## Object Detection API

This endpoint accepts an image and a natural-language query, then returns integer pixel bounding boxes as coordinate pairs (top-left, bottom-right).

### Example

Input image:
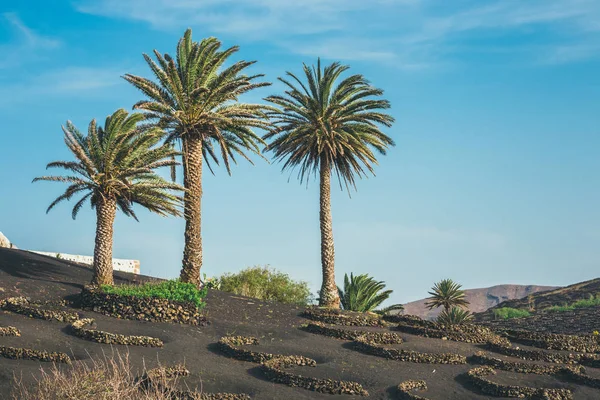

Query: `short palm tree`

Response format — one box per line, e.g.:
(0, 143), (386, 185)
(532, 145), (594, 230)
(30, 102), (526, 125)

(123, 29), (271, 287)
(338, 273), (404, 314)
(425, 279), (469, 313)
(34, 109), (184, 286)
(437, 306), (473, 325)
(264, 60), (395, 308)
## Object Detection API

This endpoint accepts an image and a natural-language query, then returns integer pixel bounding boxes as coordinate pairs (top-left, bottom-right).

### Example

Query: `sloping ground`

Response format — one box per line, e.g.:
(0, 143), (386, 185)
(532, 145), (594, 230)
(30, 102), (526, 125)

(404, 284), (556, 320)
(1, 248), (600, 399)
(476, 278), (600, 321)
(481, 307), (600, 335)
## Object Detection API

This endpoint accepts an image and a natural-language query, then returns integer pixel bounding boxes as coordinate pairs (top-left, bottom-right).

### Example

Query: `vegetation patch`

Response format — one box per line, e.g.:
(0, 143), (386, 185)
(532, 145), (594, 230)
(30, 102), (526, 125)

(218, 266), (312, 305)
(301, 322), (403, 344)
(0, 297), (79, 323)
(301, 307), (386, 327)
(261, 355), (368, 396)
(493, 308), (531, 320)
(351, 334), (467, 364)
(80, 285), (209, 325)
(0, 326), (20, 336)
(100, 280), (206, 308)
(544, 295), (600, 313)
(0, 346), (71, 364)
(12, 351), (249, 400)
(464, 366), (573, 399)
(396, 380), (430, 400)
(337, 273), (403, 314)
(70, 318), (163, 347)
(502, 329), (600, 353)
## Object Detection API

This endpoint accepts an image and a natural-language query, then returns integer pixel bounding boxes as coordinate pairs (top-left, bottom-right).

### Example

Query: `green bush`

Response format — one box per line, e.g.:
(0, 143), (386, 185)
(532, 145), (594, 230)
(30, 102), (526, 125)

(218, 266), (312, 305)
(493, 307), (531, 320)
(545, 295), (600, 313)
(100, 280), (207, 308)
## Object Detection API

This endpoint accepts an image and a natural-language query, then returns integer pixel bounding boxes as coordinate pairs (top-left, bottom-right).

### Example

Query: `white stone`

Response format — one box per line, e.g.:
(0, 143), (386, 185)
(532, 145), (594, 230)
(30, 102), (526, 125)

(0, 232), (16, 249)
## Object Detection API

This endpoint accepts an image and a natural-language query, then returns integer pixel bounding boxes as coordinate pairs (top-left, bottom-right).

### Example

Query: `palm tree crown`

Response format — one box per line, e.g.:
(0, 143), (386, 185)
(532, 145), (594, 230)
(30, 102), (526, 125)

(263, 59), (395, 308)
(123, 29), (271, 174)
(425, 279), (469, 313)
(338, 273), (404, 314)
(34, 110), (183, 220)
(263, 59), (395, 190)
(123, 29), (272, 286)
(34, 109), (183, 285)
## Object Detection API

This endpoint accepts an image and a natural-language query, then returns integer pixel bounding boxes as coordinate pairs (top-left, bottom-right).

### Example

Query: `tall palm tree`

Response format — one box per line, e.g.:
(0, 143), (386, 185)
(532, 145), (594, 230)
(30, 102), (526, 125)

(338, 273), (404, 314)
(34, 109), (184, 286)
(263, 60), (395, 308)
(123, 29), (271, 287)
(425, 279), (469, 313)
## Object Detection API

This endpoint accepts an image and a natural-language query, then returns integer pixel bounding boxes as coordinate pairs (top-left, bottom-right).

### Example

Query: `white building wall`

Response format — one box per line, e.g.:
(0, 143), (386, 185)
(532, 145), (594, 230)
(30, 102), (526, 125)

(30, 251), (140, 274)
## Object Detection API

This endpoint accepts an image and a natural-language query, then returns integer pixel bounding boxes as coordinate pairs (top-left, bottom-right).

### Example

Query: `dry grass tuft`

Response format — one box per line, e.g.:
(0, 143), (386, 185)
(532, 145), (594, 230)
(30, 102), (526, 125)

(12, 350), (199, 400)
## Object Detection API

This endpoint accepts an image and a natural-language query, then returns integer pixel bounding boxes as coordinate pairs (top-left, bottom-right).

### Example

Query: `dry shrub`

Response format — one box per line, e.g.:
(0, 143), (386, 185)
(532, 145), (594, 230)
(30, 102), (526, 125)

(12, 350), (199, 400)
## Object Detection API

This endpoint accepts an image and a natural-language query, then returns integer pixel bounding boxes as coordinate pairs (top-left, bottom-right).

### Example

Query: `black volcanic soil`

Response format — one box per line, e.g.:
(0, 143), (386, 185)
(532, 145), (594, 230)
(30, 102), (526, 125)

(1, 248), (599, 399)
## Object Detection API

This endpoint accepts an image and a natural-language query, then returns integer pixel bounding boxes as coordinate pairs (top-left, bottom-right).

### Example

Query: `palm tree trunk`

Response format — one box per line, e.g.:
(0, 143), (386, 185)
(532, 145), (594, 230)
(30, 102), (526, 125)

(180, 135), (203, 287)
(318, 161), (340, 308)
(92, 196), (117, 286)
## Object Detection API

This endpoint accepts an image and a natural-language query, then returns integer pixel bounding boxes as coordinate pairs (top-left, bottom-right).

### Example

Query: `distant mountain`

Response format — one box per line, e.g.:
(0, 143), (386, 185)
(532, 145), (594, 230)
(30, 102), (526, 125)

(476, 278), (600, 321)
(403, 284), (557, 320)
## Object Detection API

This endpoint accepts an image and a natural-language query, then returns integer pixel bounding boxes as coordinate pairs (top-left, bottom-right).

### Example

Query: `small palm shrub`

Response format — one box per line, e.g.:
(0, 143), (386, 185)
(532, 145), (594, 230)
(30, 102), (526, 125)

(425, 279), (469, 313)
(218, 266), (312, 305)
(100, 280), (207, 308)
(493, 307), (531, 320)
(337, 273), (404, 314)
(437, 307), (473, 325)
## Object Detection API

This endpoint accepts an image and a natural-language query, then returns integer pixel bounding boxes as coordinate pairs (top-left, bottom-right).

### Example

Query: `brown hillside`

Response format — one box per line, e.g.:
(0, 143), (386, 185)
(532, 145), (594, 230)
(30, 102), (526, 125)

(476, 278), (600, 321)
(403, 284), (556, 320)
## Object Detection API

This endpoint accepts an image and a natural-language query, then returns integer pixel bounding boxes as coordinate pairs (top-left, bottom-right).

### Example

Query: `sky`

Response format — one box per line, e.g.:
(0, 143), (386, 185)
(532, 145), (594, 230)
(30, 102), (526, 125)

(0, 0), (599, 305)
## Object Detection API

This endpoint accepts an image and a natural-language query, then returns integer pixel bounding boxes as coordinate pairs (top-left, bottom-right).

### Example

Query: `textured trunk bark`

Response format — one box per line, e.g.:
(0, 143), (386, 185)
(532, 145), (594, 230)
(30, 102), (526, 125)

(180, 135), (203, 287)
(318, 161), (341, 308)
(92, 196), (117, 286)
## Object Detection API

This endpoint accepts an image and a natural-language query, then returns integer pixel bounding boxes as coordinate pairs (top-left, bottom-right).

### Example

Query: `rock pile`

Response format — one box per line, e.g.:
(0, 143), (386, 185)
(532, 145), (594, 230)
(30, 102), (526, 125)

(396, 380), (430, 400)
(218, 335), (367, 396)
(0, 326), (20, 336)
(465, 366), (573, 399)
(141, 365), (251, 400)
(301, 307), (386, 327)
(261, 355), (368, 396)
(70, 318), (164, 347)
(503, 329), (600, 353)
(395, 316), (507, 344)
(0, 345), (71, 364)
(301, 322), (403, 344)
(0, 297), (79, 322)
(351, 334), (467, 364)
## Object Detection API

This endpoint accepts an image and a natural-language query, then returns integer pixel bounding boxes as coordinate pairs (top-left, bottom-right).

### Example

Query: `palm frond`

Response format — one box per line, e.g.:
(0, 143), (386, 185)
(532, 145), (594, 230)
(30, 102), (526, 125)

(34, 109), (185, 221)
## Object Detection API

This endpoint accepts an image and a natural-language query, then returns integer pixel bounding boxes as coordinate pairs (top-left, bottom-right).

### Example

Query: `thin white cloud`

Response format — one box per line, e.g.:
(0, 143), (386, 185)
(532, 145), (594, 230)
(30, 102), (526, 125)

(0, 66), (125, 105)
(74, 0), (600, 66)
(2, 12), (61, 49)
(0, 13), (61, 68)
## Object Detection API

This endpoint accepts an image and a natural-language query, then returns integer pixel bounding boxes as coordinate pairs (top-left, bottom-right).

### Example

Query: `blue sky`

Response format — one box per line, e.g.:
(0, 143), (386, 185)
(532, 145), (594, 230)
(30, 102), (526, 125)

(0, 0), (599, 304)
